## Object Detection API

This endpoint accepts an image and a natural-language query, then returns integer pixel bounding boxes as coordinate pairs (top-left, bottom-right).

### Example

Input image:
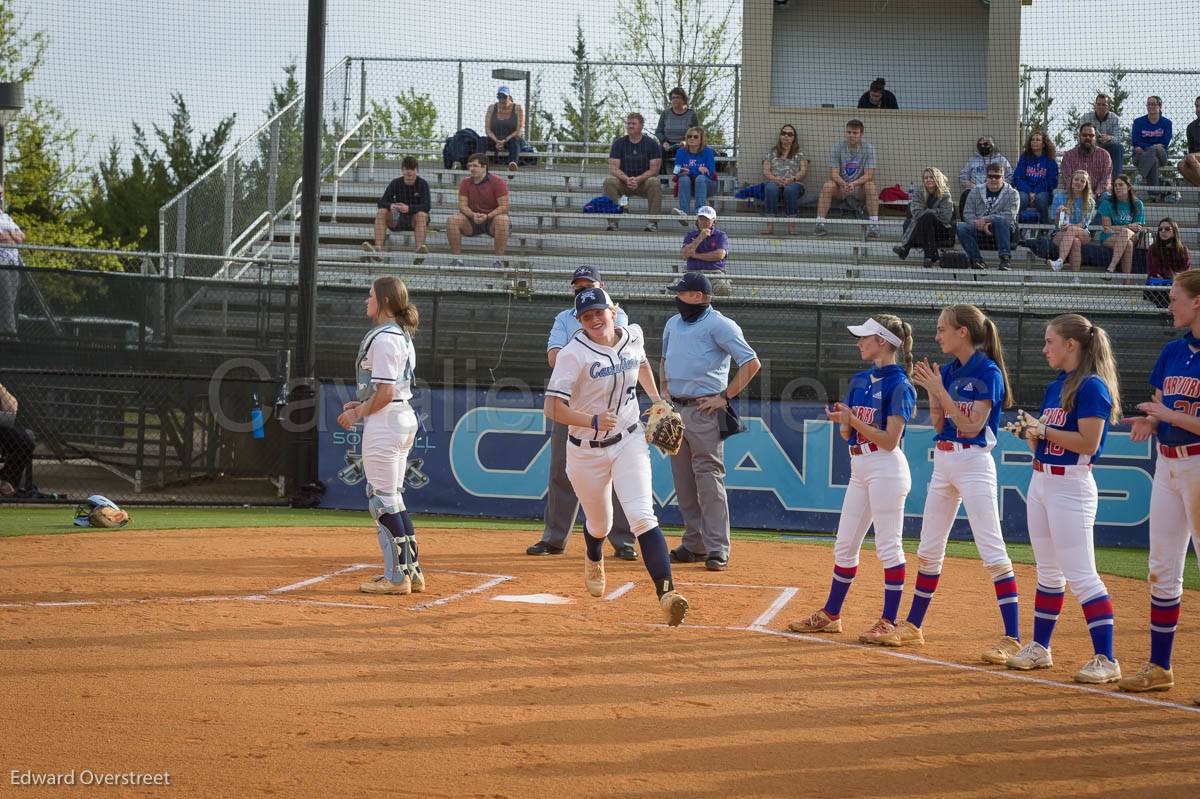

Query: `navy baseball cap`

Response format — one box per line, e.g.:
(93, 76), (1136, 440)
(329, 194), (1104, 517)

(574, 286), (615, 318)
(571, 265), (601, 283)
(668, 271), (713, 294)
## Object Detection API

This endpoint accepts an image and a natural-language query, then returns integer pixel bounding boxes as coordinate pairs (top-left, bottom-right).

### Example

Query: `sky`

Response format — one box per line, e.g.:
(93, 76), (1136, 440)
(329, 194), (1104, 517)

(14, 0), (1200, 168)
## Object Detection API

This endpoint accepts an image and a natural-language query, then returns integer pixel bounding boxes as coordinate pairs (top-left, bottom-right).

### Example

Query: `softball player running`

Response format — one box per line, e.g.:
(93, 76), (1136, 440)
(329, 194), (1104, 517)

(543, 287), (689, 625)
(337, 276), (423, 595)
(879, 304), (1022, 664)
(788, 315), (917, 643)
(1117, 270), (1200, 697)
(1004, 314), (1122, 684)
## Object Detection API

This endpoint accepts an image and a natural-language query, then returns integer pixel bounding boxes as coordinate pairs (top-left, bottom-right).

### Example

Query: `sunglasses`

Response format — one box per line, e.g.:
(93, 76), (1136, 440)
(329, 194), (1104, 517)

(1159, 226), (1174, 232)
(986, 174), (1004, 180)
(687, 134), (700, 139)
(780, 131), (795, 137)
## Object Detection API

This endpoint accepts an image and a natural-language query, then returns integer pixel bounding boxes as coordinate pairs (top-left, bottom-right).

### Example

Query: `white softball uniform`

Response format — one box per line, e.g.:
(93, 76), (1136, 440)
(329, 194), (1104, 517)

(356, 321), (418, 508)
(545, 325), (658, 537)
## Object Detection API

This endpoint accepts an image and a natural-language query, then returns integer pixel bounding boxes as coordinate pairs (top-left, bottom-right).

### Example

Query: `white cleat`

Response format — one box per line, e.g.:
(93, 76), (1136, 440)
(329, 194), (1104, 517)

(1006, 641), (1053, 670)
(1074, 654), (1121, 684)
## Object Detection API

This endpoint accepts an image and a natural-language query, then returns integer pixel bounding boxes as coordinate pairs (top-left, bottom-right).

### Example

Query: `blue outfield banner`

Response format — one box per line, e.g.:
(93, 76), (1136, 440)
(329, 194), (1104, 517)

(318, 384), (1155, 548)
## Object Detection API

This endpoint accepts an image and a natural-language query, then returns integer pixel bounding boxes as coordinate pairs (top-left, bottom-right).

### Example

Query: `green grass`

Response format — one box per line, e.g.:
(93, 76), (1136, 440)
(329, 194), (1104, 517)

(1, 506), (1195, 589)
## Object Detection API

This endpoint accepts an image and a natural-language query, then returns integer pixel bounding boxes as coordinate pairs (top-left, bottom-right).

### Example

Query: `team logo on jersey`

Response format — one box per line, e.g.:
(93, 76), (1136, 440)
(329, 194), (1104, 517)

(589, 356), (640, 379)
(955, 401), (974, 416)
(852, 406), (877, 426)
(1043, 407), (1068, 427)
(1163, 376), (1200, 398)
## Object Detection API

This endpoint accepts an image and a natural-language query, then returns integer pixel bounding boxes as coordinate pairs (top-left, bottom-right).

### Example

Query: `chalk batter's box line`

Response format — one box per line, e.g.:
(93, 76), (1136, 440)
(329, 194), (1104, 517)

(602, 580), (800, 629)
(0, 566), (517, 613)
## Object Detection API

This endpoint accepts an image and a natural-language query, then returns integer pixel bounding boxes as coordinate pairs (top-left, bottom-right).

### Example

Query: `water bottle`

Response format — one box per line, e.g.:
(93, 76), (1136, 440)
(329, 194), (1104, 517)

(1057, 205), (1069, 228)
(618, 194), (629, 209)
(907, 181), (917, 198)
(250, 392), (265, 440)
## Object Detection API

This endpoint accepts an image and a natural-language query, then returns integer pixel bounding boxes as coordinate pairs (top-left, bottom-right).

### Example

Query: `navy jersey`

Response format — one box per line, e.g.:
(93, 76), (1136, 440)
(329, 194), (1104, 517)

(844, 364), (917, 447)
(935, 350), (1005, 446)
(1036, 372), (1113, 465)
(1149, 333), (1200, 447)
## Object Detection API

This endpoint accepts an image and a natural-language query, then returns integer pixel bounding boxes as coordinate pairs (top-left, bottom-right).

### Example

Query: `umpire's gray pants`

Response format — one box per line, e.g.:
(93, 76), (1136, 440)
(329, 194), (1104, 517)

(0, 265), (19, 337)
(541, 421), (635, 549)
(671, 404), (730, 558)
(1135, 145), (1169, 186)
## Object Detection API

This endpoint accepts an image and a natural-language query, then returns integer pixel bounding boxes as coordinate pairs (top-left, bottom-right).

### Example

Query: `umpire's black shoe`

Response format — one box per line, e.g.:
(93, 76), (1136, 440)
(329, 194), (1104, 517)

(526, 541), (565, 556)
(614, 545), (639, 561)
(670, 545), (707, 564)
(705, 554), (729, 571)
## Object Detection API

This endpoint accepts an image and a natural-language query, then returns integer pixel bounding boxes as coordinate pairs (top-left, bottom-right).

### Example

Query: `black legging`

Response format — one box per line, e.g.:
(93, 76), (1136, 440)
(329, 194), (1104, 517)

(903, 214), (955, 258)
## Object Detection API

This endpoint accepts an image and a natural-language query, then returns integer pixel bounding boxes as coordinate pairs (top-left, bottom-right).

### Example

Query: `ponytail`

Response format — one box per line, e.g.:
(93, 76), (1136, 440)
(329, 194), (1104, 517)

(372, 275), (420, 336)
(1049, 314), (1122, 424)
(980, 317), (1014, 409)
(874, 313), (914, 375)
(944, 304), (1013, 408)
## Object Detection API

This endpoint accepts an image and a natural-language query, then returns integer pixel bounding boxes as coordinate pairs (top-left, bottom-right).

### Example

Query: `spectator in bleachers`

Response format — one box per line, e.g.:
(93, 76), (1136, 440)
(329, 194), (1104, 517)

(1098, 175), (1146, 280)
(362, 156), (430, 264)
(814, 119), (879, 239)
(1082, 94), (1124, 178)
(1012, 130), (1058, 224)
(858, 78), (898, 110)
(0, 382), (35, 499)
(1132, 95), (1174, 199)
(958, 136), (1012, 218)
(484, 86), (526, 172)
(956, 163), (1019, 272)
(680, 205), (729, 275)
(1147, 217), (1191, 279)
(1060, 122), (1113, 199)
(447, 153), (510, 268)
(761, 124), (808, 236)
(0, 185), (23, 340)
(655, 87), (699, 173)
(1177, 96), (1200, 188)
(604, 113), (663, 232)
(1048, 169), (1097, 279)
(892, 167), (955, 268)
(673, 127), (717, 220)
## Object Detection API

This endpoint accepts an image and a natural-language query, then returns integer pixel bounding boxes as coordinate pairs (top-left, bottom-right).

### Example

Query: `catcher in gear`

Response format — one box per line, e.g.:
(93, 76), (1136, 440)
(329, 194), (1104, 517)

(644, 399), (684, 455)
(543, 286), (689, 626)
(73, 495), (131, 528)
(659, 271), (761, 571)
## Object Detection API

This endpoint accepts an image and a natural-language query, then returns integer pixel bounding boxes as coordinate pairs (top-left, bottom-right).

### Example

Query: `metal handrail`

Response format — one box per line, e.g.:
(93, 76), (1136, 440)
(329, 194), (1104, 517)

(330, 115), (375, 220)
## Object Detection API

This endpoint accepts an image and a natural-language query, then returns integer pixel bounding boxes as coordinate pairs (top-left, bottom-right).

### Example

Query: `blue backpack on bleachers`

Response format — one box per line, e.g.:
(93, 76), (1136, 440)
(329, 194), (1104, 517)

(443, 128), (486, 169)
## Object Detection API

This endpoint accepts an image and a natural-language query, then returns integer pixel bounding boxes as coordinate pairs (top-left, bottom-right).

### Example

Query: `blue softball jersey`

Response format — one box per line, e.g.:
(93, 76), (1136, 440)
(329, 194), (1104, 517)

(935, 351), (1005, 446)
(1035, 371), (1113, 465)
(1149, 332), (1200, 447)
(845, 364), (916, 447)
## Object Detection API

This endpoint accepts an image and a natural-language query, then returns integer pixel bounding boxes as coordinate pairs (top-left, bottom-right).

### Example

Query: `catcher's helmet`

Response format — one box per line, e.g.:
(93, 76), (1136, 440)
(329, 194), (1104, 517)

(73, 495), (131, 528)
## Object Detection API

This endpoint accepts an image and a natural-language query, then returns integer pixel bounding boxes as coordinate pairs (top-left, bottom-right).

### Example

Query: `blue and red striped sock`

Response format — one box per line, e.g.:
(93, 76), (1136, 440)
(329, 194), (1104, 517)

(992, 571), (1020, 640)
(1033, 584), (1065, 649)
(1082, 594), (1115, 660)
(1150, 595), (1182, 670)
(881, 564), (906, 623)
(822, 564), (858, 618)
(905, 570), (940, 628)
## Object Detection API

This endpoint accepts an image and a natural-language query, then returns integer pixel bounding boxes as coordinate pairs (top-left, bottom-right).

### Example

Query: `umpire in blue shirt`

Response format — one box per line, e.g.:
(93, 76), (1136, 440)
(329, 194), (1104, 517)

(660, 272), (760, 570)
(526, 265), (638, 559)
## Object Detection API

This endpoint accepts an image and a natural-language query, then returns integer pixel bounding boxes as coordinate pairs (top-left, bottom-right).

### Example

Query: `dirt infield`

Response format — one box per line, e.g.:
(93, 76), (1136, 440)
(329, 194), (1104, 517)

(3, 526), (1200, 798)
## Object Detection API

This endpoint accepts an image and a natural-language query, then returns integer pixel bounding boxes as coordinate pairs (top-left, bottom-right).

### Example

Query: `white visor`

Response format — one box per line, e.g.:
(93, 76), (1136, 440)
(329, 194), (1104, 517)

(847, 318), (902, 347)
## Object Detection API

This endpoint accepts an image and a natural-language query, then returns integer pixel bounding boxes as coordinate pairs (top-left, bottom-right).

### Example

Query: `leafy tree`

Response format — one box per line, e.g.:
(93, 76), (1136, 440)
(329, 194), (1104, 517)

(602, 0), (738, 146)
(0, 0), (46, 84)
(552, 19), (620, 151)
(368, 89), (440, 144)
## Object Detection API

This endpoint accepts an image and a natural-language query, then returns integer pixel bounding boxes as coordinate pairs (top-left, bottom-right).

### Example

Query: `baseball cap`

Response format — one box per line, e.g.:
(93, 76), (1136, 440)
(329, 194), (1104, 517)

(668, 271), (713, 294)
(696, 205), (717, 220)
(847, 317), (902, 347)
(571, 265), (601, 283)
(497, 85), (513, 98)
(574, 286), (615, 318)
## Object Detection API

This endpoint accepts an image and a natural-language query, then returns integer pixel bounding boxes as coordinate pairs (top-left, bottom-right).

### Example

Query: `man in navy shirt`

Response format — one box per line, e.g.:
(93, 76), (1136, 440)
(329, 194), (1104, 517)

(362, 156), (431, 263)
(602, 113), (663, 232)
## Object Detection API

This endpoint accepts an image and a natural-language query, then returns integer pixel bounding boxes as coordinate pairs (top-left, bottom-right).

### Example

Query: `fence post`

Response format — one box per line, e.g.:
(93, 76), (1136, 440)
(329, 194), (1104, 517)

(732, 65), (740, 161)
(583, 70), (592, 174)
(1042, 69), (1051, 132)
(222, 159), (235, 257)
(176, 194), (188, 276)
(359, 59), (367, 119)
(266, 119), (281, 245)
(342, 58), (351, 131)
(456, 61), (464, 133)
(163, 254), (175, 347)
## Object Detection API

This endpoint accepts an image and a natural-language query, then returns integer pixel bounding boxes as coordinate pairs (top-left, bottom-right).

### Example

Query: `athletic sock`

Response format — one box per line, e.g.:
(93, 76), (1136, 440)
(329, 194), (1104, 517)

(399, 510), (420, 569)
(1149, 595), (1182, 670)
(1033, 584), (1065, 649)
(905, 570), (941, 628)
(584, 531), (605, 563)
(881, 564), (906, 624)
(869, 215), (879, 222)
(821, 564), (857, 618)
(815, 216), (827, 223)
(992, 571), (1021, 640)
(379, 512), (411, 576)
(1081, 594), (1115, 661)
(637, 527), (674, 597)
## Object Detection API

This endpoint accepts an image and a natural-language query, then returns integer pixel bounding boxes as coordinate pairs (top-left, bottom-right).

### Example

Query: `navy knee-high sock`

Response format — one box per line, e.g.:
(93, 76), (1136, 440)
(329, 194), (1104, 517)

(379, 512), (410, 576)
(637, 527), (674, 597)
(584, 532), (605, 562)
(399, 510), (419, 566)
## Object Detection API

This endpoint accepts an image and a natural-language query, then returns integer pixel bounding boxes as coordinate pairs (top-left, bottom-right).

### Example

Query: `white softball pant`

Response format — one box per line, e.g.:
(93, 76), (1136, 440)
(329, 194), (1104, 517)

(362, 403), (419, 510)
(1025, 468), (1107, 602)
(834, 447), (910, 569)
(1147, 452), (1200, 599)
(916, 447), (1012, 574)
(565, 426), (659, 538)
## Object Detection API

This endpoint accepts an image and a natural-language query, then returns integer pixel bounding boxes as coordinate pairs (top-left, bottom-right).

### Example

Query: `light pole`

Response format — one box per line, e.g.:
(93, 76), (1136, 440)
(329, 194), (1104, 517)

(0, 82), (25, 187)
